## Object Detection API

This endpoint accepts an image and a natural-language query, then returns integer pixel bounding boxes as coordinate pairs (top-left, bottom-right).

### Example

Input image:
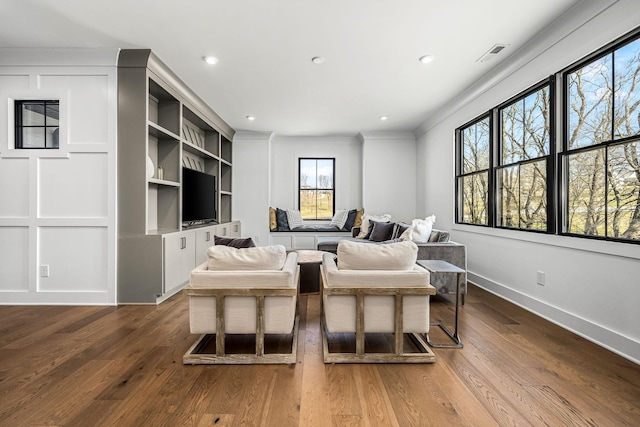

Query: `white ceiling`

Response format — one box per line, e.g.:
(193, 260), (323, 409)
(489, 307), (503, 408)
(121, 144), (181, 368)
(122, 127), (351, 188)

(1, 0), (581, 136)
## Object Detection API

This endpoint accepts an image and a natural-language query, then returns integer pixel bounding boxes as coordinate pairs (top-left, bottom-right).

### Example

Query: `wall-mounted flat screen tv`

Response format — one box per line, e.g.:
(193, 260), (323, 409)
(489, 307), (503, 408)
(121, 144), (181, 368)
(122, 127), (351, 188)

(182, 167), (216, 225)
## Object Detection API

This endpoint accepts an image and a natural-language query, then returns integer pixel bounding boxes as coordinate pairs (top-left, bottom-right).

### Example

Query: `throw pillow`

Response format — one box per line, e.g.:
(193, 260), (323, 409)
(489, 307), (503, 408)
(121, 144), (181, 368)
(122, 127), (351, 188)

(269, 207), (277, 231)
(207, 245), (286, 271)
(342, 209), (358, 231)
(353, 208), (364, 228)
(438, 231), (450, 242)
(337, 239), (418, 271)
(330, 209), (349, 229)
(368, 220), (395, 242)
(428, 229), (450, 242)
(356, 213), (392, 238)
(214, 235), (256, 248)
(392, 222), (410, 239)
(286, 209), (304, 229)
(401, 215), (436, 243)
(276, 208), (290, 231)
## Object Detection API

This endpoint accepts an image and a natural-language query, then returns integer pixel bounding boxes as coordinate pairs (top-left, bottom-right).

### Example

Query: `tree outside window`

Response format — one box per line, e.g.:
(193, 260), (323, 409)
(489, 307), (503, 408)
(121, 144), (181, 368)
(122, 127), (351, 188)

(498, 84), (551, 231)
(299, 158), (335, 220)
(457, 116), (490, 225)
(564, 37), (640, 241)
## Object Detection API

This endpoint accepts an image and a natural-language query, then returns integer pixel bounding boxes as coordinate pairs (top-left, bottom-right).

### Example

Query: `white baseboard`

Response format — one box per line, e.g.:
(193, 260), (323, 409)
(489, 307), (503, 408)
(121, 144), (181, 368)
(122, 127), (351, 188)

(468, 272), (640, 365)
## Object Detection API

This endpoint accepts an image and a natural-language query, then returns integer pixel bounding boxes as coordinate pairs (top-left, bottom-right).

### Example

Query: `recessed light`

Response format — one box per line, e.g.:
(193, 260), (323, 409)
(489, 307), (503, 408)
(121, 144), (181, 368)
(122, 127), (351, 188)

(246, 115), (255, 121)
(203, 56), (218, 65)
(311, 56), (325, 64)
(380, 116), (388, 121)
(419, 55), (434, 64)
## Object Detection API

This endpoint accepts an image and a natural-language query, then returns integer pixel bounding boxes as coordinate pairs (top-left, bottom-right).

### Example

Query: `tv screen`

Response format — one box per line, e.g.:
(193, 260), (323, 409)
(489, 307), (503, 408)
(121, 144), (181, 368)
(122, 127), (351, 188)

(182, 167), (216, 224)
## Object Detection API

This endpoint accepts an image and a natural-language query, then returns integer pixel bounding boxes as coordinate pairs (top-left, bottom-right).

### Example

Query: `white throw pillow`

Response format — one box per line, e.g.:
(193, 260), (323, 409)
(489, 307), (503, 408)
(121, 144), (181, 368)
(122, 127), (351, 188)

(356, 213), (392, 238)
(337, 239), (418, 270)
(207, 245), (287, 271)
(330, 209), (349, 229)
(400, 215), (436, 243)
(286, 209), (304, 229)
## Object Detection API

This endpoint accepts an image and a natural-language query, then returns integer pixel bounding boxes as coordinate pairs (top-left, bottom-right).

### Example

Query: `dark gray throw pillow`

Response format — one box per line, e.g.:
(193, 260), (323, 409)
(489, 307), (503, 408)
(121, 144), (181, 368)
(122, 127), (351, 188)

(342, 209), (358, 231)
(276, 208), (290, 231)
(214, 235), (256, 248)
(368, 220), (395, 242)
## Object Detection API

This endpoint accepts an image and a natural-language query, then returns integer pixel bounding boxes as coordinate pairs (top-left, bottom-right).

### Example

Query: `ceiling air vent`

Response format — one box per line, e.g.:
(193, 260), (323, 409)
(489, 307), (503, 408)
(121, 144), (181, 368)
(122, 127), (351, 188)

(476, 44), (509, 63)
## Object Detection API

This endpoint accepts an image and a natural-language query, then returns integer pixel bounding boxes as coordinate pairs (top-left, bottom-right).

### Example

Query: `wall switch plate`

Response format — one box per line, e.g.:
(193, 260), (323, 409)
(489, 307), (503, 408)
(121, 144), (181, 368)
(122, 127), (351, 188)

(40, 265), (50, 278)
(536, 271), (545, 286)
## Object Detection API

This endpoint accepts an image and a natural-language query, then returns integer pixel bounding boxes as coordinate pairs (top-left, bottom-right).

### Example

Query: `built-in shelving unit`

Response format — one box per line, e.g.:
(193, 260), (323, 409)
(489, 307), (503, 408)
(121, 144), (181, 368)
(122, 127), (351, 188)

(117, 49), (237, 304)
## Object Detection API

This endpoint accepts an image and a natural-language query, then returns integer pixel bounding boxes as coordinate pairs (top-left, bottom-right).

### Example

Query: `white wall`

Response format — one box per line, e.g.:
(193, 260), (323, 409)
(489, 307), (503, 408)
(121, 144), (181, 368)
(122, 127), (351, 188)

(0, 49), (118, 305)
(232, 131), (273, 246)
(360, 132), (417, 222)
(233, 132), (421, 246)
(416, 0), (640, 362)
(270, 135), (363, 213)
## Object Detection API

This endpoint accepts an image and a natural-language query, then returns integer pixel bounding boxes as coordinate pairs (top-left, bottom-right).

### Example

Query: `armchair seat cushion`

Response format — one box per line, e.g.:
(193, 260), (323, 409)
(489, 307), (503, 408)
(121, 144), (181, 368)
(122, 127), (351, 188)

(189, 295), (295, 334)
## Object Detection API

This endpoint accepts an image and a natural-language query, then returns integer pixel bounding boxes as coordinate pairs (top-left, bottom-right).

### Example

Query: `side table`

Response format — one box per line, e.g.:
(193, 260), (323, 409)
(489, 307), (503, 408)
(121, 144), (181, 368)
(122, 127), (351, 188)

(416, 259), (464, 348)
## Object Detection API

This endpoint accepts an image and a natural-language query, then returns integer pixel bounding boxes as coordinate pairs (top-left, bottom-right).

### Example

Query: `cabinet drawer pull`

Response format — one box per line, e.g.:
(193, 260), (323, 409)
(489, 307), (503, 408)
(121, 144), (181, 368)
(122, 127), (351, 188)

(206, 231), (211, 241)
(180, 237), (187, 249)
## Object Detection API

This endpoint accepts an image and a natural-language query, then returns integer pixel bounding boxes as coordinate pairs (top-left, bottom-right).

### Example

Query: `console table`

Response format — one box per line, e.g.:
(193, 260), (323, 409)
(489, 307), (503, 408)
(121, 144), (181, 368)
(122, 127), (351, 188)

(417, 259), (464, 348)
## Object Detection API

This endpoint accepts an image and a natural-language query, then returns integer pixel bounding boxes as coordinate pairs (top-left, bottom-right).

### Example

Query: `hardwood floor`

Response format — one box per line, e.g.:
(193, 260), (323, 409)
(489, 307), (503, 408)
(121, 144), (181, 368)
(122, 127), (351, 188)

(1, 284), (638, 426)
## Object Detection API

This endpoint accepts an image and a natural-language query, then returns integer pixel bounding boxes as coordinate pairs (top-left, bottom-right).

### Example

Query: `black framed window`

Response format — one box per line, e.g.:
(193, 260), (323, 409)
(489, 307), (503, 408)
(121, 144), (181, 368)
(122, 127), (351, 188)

(456, 115), (491, 225)
(562, 35), (640, 242)
(15, 100), (60, 149)
(455, 26), (640, 245)
(299, 158), (335, 220)
(497, 81), (554, 231)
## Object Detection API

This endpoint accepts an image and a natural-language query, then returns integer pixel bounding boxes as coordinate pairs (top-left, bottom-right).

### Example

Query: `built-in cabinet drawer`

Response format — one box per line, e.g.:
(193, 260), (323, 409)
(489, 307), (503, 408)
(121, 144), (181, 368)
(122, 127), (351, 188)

(163, 232), (196, 294)
(269, 230), (351, 250)
(230, 221), (241, 237)
(195, 227), (215, 266)
(214, 220), (241, 238)
(193, 221), (242, 265)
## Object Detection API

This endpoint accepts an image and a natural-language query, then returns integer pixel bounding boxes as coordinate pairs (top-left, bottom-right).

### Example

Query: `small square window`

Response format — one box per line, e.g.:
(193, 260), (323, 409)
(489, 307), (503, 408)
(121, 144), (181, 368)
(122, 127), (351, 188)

(15, 100), (60, 149)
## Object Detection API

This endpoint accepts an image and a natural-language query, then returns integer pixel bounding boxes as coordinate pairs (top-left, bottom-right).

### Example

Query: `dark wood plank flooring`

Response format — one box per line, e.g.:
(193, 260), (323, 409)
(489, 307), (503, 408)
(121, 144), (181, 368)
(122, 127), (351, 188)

(1, 284), (638, 426)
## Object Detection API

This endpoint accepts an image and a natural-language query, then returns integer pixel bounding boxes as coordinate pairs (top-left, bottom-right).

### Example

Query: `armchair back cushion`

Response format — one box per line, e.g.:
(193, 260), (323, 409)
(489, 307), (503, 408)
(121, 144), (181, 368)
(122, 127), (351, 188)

(337, 239), (418, 270)
(207, 244), (286, 271)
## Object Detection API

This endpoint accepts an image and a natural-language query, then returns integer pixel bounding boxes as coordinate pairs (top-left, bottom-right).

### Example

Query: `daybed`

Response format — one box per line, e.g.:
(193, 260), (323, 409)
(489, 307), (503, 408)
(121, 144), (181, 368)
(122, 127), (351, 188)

(268, 207), (361, 249)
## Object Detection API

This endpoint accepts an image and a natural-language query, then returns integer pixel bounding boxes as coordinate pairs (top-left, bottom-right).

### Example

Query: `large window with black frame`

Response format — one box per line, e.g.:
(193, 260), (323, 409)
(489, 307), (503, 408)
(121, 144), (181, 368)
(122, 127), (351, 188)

(298, 158), (335, 220)
(563, 33), (640, 242)
(497, 80), (554, 232)
(456, 115), (491, 226)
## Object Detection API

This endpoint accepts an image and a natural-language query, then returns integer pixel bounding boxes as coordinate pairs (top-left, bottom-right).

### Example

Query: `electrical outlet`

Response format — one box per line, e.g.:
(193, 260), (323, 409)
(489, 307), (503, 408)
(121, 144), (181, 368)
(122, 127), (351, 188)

(40, 265), (50, 278)
(254, 235), (260, 243)
(536, 270), (545, 286)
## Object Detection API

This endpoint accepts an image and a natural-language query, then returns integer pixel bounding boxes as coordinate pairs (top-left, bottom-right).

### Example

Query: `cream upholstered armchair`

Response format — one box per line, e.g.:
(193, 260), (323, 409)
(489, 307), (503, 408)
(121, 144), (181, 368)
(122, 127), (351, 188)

(320, 240), (436, 363)
(183, 245), (299, 365)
